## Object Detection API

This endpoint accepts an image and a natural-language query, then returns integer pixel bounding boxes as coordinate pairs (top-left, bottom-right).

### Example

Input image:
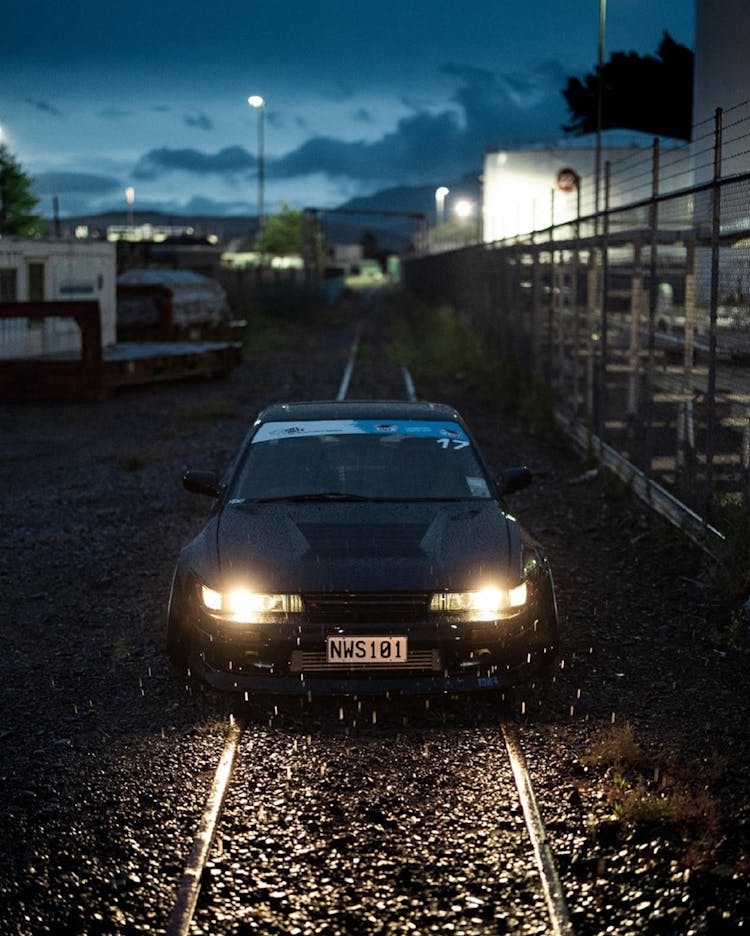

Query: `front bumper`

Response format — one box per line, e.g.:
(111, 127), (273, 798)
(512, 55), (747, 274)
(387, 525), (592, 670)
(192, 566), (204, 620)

(184, 607), (556, 696)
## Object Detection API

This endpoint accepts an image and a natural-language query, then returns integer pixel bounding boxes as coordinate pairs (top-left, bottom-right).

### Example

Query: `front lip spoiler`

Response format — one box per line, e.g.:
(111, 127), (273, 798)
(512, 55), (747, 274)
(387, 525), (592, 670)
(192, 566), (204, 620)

(190, 660), (524, 696)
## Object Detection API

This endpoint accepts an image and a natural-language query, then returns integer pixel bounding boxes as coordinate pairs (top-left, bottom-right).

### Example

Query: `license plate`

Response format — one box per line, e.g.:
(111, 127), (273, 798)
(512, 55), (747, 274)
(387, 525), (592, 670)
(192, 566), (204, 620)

(326, 635), (408, 664)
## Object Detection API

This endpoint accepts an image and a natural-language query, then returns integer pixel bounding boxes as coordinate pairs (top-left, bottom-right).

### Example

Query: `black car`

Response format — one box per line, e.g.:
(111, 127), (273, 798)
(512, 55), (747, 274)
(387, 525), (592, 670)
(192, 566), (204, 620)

(167, 400), (558, 696)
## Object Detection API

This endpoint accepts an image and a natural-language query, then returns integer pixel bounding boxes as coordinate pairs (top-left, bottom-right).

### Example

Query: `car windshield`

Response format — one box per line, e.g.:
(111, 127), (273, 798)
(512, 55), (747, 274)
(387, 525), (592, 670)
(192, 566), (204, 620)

(230, 418), (493, 502)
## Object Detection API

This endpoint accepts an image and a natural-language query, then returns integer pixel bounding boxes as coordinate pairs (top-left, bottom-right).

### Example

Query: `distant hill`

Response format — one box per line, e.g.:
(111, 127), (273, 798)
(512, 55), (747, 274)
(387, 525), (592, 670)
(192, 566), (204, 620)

(44, 172), (482, 253)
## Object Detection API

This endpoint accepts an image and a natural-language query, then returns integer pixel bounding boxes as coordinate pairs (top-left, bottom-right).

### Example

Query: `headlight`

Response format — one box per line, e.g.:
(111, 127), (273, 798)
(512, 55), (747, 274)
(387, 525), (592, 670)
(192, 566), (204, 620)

(200, 585), (303, 622)
(429, 583), (528, 619)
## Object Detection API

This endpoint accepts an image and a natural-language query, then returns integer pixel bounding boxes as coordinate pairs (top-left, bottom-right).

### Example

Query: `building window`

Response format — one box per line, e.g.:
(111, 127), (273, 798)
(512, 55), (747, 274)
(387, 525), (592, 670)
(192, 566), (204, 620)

(0, 268), (18, 302)
(27, 262), (45, 302)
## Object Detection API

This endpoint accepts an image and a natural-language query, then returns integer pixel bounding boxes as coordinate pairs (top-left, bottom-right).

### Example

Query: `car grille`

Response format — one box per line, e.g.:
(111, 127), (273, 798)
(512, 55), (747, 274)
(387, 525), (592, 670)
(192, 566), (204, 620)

(303, 591), (431, 623)
(290, 648), (441, 674)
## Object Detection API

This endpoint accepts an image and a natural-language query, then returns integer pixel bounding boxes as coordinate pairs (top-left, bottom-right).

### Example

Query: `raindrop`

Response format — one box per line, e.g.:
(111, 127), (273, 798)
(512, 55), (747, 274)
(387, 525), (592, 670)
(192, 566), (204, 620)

(521, 701), (526, 716)
(425, 700), (430, 710)
(576, 688), (581, 700)
(372, 711), (377, 725)
(73, 704), (78, 715)
(320, 764), (327, 776)
(611, 712), (617, 724)
(339, 707), (344, 721)
(244, 691), (249, 702)
(286, 766), (292, 779)
(569, 705), (575, 717)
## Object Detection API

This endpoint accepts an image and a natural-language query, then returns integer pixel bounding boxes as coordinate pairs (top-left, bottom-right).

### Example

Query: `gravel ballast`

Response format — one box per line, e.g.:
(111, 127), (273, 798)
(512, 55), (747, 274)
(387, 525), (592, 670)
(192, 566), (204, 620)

(1, 297), (748, 935)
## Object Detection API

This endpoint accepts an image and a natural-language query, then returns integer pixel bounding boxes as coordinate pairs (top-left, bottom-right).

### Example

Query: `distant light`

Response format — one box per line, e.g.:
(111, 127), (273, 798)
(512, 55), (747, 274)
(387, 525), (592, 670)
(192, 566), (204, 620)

(247, 95), (265, 109)
(454, 199), (474, 219)
(435, 186), (449, 199)
(125, 186), (135, 205)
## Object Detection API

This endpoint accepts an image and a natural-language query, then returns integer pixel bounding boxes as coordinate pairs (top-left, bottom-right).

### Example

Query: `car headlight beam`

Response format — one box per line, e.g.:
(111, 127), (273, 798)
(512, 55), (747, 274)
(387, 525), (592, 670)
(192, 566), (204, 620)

(200, 584), (302, 622)
(430, 583), (528, 618)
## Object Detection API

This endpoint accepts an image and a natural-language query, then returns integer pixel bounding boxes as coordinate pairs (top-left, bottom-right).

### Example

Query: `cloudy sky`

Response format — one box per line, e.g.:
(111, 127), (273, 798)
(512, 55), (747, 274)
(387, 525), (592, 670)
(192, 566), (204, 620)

(0, 0), (694, 219)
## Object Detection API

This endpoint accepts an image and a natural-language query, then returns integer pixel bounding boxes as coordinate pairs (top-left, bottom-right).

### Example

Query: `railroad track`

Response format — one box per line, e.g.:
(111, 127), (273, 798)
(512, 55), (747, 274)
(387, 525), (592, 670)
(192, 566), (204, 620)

(166, 318), (573, 935)
(166, 710), (572, 936)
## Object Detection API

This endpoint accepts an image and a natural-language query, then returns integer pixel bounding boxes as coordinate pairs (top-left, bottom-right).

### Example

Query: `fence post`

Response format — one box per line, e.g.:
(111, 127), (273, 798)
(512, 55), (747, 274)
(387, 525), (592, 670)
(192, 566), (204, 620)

(596, 161), (611, 438)
(628, 240), (643, 414)
(705, 107), (723, 514)
(642, 137), (660, 473)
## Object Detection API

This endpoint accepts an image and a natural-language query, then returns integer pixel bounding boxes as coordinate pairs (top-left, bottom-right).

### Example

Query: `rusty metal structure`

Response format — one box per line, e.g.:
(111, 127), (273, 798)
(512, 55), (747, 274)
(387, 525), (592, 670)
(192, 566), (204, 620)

(0, 299), (242, 402)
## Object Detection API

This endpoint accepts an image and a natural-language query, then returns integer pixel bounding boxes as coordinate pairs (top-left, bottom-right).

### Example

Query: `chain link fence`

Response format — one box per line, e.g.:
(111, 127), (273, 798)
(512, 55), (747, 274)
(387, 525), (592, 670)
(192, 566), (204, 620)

(403, 106), (750, 538)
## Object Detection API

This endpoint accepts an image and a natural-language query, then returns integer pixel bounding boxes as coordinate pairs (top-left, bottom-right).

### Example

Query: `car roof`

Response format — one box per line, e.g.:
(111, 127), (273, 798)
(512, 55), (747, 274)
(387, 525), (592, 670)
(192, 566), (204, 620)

(256, 400), (465, 424)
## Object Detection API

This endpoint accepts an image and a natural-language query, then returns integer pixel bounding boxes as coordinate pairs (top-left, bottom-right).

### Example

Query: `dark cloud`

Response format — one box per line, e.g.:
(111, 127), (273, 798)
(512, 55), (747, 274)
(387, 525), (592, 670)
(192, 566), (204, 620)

(25, 98), (62, 117)
(443, 59), (567, 140)
(183, 112), (214, 131)
(352, 108), (374, 123)
(133, 146), (256, 179)
(270, 62), (566, 186)
(32, 171), (122, 196)
(271, 109), (469, 184)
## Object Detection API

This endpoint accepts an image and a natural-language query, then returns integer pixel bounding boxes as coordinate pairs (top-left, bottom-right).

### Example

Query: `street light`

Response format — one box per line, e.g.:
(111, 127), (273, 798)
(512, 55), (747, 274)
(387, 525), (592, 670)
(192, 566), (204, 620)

(453, 198), (474, 220)
(247, 94), (265, 232)
(435, 186), (449, 225)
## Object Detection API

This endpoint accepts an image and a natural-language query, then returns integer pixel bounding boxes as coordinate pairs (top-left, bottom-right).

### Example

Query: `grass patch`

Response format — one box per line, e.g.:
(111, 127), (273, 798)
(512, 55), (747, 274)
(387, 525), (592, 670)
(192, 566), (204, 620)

(703, 493), (750, 647)
(232, 284), (346, 356)
(386, 291), (556, 432)
(582, 723), (724, 867)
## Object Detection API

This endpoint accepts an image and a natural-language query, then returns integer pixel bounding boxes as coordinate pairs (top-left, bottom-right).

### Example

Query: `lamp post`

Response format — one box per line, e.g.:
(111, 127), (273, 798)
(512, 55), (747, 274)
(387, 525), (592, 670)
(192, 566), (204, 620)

(247, 95), (265, 233)
(595, 0), (606, 222)
(435, 186), (449, 225)
(125, 186), (135, 230)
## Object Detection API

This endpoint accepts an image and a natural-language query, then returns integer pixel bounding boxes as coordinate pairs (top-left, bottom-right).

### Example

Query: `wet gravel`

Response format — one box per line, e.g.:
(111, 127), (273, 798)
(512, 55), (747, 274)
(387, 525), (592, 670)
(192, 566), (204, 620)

(1, 293), (749, 935)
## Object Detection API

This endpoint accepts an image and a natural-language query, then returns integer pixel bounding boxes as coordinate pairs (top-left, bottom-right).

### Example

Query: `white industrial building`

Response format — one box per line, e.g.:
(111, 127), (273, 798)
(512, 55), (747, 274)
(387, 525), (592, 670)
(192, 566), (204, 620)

(482, 0), (749, 243)
(0, 238), (116, 358)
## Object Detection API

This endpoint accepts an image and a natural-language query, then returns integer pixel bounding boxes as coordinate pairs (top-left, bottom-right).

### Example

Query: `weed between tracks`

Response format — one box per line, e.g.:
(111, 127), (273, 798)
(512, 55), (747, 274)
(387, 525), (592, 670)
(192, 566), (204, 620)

(581, 722), (724, 869)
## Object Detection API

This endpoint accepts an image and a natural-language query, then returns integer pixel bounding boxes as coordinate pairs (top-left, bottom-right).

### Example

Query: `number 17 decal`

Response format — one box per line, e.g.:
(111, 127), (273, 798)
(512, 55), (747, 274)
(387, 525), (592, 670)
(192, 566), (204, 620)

(437, 439), (470, 450)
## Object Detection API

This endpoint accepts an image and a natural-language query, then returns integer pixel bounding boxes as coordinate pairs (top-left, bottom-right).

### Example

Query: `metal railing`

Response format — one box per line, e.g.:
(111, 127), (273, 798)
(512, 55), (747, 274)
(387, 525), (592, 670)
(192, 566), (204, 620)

(404, 107), (750, 534)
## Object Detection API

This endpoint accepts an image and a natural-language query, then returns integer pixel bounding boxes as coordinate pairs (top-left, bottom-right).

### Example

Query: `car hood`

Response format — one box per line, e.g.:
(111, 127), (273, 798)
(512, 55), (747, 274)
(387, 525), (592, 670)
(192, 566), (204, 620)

(214, 500), (521, 591)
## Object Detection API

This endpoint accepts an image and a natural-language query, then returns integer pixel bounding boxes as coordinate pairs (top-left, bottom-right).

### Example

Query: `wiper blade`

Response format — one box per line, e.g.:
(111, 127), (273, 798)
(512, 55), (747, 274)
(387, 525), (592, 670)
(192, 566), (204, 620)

(255, 491), (381, 503)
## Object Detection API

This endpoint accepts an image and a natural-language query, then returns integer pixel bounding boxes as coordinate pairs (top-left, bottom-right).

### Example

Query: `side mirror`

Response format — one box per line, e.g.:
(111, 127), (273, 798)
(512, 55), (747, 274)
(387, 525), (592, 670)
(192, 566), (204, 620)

(183, 468), (221, 497)
(499, 466), (532, 495)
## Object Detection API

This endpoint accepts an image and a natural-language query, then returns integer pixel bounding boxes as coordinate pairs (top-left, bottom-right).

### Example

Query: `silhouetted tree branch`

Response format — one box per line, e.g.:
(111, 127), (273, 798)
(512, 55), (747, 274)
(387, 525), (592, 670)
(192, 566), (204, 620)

(561, 31), (693, 142)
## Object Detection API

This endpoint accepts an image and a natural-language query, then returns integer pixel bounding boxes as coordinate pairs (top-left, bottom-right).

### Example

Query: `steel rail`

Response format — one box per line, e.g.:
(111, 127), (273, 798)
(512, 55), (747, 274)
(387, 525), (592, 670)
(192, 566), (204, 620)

(336, 320), (364, 401)
(501, 719), (575, 936)
(165, 717), (245, 936)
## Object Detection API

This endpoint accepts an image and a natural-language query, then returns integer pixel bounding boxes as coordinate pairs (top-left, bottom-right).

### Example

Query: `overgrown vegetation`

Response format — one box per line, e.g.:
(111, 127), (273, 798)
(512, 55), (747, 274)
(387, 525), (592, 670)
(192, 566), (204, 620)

(385, 292), (556, 432)
(582, 723), (724, 867)
(232, 284), (343, 356)
(705, 493), (750, 646)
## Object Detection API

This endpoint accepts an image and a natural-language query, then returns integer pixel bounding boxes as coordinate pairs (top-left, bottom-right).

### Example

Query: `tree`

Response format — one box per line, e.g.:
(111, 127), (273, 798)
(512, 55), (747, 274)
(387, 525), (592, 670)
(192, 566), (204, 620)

(561, 32), (693, 142)
(254, 202), (325, 267)
(0, 144), (42, 236)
